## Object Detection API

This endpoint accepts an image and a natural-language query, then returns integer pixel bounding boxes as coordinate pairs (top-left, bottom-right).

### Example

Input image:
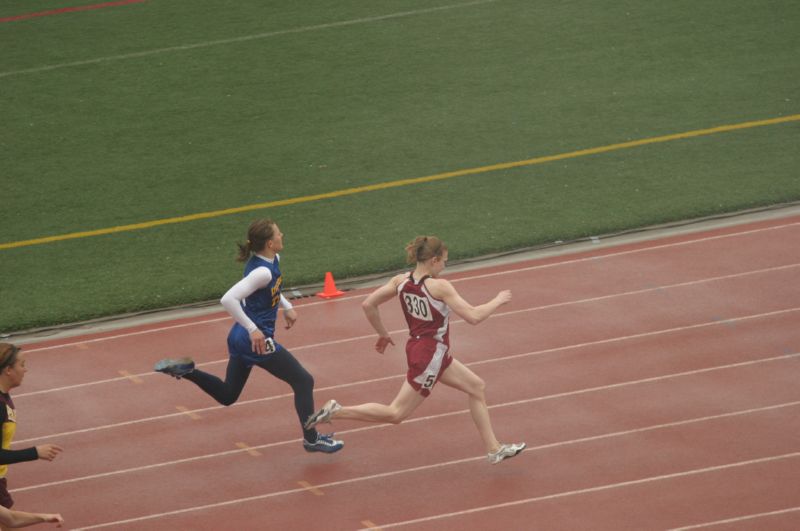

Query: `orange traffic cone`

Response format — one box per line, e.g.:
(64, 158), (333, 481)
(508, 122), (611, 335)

(316, 271), (345, 299)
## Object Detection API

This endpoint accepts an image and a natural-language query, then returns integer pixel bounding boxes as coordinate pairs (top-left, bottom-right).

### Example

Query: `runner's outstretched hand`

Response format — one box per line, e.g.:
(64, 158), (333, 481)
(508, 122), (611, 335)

(375, 336), (394, 354)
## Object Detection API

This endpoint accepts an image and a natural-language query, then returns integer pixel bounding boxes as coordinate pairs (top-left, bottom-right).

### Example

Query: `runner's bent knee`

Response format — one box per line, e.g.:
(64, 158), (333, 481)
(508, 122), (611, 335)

(218, 393), (238, 406)
(388, 408), (407, 424)
(460, 375), (486, 399)
(293, 369), (314, 391)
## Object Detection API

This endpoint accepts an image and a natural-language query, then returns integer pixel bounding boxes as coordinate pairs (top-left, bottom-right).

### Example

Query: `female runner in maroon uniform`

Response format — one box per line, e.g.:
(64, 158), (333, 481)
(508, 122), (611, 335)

(306, 236), (525, 464)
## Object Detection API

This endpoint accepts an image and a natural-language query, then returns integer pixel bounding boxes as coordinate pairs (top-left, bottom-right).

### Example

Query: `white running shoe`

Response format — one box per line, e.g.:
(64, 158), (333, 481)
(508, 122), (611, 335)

(488, 442), (526, 464)
(304, 399), (342, 430)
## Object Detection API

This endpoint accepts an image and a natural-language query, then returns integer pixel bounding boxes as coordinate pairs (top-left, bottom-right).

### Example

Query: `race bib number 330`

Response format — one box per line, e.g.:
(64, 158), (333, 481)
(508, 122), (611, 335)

(403, 293), (433, 321)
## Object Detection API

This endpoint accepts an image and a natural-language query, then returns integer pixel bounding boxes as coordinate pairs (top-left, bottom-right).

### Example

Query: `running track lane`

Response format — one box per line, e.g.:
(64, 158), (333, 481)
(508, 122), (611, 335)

(10, 214), (800, 530)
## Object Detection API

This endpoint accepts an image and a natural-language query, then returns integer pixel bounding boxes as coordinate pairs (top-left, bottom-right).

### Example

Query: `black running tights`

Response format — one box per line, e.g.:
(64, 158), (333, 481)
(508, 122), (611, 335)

(183, 347), (318, 442)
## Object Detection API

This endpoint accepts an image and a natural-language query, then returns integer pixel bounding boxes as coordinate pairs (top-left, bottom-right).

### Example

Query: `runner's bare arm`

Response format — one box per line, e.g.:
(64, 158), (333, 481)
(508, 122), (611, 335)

(362, 274), (404, 352)
(428, 279), (511, 325)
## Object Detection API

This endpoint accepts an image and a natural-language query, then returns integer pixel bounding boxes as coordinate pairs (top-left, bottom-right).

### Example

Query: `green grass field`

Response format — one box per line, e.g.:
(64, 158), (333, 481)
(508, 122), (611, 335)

(1, 0), (799, 333)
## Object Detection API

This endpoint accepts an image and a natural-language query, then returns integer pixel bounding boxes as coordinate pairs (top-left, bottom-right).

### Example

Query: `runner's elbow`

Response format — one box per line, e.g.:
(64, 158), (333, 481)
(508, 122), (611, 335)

(220, 291), (236, 308)
(388, 409), (409, 424)
(463, 314), (483, 325)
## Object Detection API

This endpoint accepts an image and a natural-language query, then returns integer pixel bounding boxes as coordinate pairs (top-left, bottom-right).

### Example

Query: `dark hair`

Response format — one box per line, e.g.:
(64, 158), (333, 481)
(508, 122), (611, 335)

(0, 343), (20, 371)
(405, 236), (447, 264)
(236, 219), (277, 262)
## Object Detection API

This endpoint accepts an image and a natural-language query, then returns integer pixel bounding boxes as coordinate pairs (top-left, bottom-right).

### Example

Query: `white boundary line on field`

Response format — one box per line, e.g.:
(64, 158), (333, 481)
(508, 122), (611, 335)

(0, 0), (499, 78)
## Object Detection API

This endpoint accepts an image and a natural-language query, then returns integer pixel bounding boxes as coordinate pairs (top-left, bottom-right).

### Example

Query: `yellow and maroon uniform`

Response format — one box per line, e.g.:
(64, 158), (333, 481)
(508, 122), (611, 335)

(0, 391), (38, 508)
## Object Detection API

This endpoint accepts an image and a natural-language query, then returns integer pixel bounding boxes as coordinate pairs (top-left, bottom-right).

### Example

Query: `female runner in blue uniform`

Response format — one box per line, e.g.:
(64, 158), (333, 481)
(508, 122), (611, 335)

(306, 236), (524, 464)
(155, 219), (343, 453)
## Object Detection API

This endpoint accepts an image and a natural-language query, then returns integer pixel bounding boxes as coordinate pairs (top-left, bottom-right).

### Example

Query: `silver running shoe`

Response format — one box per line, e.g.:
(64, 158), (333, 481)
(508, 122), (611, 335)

(154, 357), (195, 379)
(303, 433), (344, 453)
(304, 399), (342, 430)
(488, 442), (526, 465)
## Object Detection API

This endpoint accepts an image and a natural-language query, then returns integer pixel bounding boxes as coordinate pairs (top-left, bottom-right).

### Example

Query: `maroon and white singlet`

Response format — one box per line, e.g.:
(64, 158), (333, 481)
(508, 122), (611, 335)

(397, 274), (453, 396)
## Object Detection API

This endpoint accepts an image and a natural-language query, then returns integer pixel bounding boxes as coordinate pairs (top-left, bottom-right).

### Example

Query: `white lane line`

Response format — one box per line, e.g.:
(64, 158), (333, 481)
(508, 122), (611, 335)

(14, 330), (382, 398)
(668, 506), (800, 530)
(20, 220), (800, 355)
(12, 372), (402, 444)
(68, 411), (800, 529)
(366, 453), (800, 530)
(0, 1), (498, 78)
(15, 261), (800, 399)
(460, 221), (800, 282)
(13, 308), (800, 443)
(472, 306), (800, 369)
(22, 315), (232, 353)
(12, 354), (800, 493)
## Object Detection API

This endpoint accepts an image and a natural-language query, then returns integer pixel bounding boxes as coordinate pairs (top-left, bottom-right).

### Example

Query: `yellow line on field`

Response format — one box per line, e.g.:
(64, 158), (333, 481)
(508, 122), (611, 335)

(2, 113), (798, 251)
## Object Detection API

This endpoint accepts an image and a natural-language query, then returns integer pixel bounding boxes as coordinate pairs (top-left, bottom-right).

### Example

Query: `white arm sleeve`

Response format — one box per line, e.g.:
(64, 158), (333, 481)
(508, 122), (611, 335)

(220, 267), (273, 333)
(279, 294), (293, 310)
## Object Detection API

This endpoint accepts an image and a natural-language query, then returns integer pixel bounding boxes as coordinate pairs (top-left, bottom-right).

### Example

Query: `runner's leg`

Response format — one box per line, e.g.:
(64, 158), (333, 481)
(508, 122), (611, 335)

(182, 356), (252, 406)
(333, 380), (425, 424)
(438, 359), (501, 453)
(254, 346), (319, 442)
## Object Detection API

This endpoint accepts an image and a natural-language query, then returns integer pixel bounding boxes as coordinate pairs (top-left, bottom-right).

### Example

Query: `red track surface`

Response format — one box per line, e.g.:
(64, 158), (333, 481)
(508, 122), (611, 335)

(11, 214), (800, 530)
